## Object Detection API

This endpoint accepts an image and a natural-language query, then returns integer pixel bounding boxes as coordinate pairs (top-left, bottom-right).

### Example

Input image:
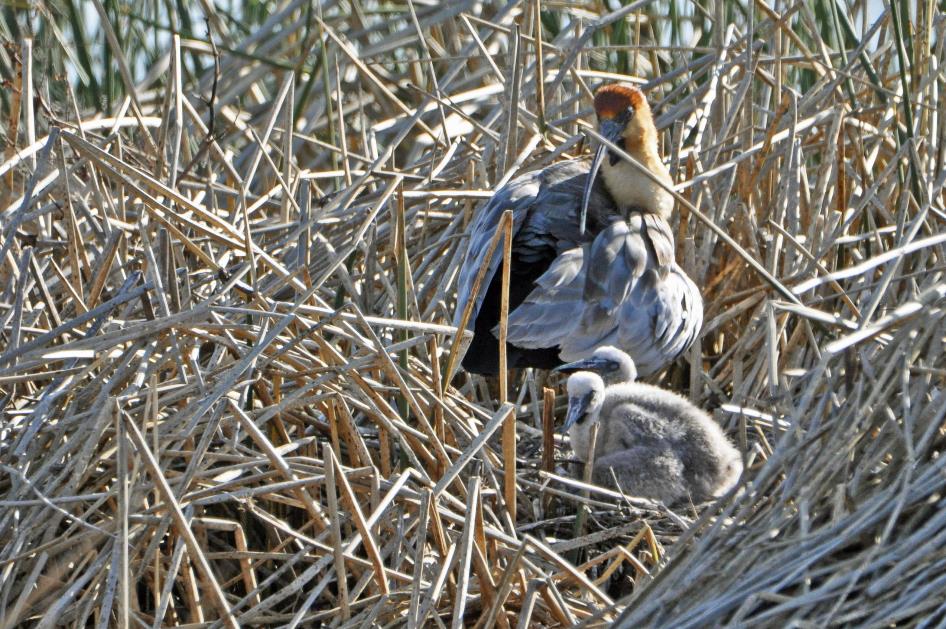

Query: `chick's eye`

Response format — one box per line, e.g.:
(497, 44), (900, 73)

(626, 106), (635, 118)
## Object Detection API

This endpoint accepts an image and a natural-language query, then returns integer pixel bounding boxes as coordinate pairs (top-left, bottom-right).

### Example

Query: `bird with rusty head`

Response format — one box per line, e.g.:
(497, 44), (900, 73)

(454, 83), (702, 377)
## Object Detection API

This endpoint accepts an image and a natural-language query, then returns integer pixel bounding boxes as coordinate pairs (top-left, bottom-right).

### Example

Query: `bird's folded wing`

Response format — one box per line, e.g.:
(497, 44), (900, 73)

(506, 215), (703, 375)
(551, 221), (639, 357)
(615, 267), (702, 374)
(501, 247), (586, 345)
(453, 160), (605, 331)
(505, 220), (632, 353)
(611, 217), (702, 374)
(452, 174), (536, 330)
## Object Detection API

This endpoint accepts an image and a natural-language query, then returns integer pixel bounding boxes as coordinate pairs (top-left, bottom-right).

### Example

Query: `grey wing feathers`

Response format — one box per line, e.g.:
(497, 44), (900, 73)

(505, 221), (631, 352)
(616, 264), (702, 376)
(500, 247), (586, 346)
(456, 159), (699, 376)
(453, 160), (608, 331)
(453, 173), (535, 330)
(506, 213), (703, 375)
(622, 215), (702, 372)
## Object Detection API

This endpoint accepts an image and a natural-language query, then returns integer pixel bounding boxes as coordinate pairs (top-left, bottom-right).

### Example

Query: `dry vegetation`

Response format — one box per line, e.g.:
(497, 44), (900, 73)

(1, 0), (945, 626)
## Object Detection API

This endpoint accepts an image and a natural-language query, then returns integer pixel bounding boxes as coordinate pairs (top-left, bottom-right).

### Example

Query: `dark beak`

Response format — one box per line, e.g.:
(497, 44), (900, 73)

(562, 391), (593, 432)
(580, 118), (625, 236)
(553, 356), (617, 375)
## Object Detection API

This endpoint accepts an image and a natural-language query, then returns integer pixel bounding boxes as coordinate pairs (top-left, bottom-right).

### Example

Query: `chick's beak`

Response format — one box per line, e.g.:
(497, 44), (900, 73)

(562, 391), (593, 432)
(553, 357), (617, 375)
(580, 118), (626, 236)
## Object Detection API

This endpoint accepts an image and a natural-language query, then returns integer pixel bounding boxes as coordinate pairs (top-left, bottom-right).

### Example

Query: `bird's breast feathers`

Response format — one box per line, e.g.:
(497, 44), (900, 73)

(601, 159), (674, 219)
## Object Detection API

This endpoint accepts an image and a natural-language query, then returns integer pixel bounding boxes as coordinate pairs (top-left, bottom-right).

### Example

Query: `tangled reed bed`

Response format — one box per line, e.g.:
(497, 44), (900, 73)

(1, 0), (945, 626)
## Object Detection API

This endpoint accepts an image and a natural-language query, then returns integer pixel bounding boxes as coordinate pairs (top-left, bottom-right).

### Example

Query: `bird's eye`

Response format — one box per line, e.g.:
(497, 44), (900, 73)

(626, 106), (635, 118)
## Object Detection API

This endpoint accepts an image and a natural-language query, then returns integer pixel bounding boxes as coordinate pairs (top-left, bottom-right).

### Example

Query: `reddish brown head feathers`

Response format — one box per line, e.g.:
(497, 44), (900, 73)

(593, 84), (646, 120)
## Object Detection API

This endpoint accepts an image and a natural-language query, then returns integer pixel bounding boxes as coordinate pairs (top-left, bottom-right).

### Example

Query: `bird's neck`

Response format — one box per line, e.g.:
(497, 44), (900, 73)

(600, 146), (674, 219)
(568, 420), (597, 463)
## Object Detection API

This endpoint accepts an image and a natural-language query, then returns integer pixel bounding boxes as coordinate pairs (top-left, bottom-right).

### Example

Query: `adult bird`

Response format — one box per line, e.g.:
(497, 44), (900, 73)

(563, 370), (742, 504)
(454, 83), (702, 376)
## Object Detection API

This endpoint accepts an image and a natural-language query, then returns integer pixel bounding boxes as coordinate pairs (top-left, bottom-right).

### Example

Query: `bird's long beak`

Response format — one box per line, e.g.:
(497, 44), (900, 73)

(580, 118), (626, 236)
(562, 391), (593, 432)
(553, 356), (616, 375)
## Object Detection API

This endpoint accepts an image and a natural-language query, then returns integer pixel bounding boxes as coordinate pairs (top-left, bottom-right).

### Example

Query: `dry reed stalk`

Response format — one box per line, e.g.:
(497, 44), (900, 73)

(499, 209), (515, 524)
(323, 441), (351, 620)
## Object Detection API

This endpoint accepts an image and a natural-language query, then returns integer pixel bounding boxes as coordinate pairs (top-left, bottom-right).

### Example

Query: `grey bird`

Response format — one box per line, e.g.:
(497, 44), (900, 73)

(454, 83), (702, 376)
(563, 370), (742, 505)
(553, 345), (637, 385)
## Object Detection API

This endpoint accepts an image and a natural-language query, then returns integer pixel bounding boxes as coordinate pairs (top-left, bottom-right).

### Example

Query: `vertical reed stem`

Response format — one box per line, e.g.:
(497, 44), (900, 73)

(499, 210), (515, 523)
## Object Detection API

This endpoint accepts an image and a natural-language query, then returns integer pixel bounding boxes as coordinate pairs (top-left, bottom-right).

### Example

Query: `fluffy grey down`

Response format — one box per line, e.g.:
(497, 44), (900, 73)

(566, 372), (742, 505)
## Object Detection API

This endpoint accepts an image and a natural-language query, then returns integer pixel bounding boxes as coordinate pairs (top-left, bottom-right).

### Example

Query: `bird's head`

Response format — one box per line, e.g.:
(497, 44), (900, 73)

(593, 84), (654, 153)
(554, 346), (638, 385)
(580, 83), (661, 234)
(562, 372), (605, 432)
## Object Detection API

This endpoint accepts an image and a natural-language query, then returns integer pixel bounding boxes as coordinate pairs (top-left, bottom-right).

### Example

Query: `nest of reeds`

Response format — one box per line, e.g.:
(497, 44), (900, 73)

(1, 1), (945, 627)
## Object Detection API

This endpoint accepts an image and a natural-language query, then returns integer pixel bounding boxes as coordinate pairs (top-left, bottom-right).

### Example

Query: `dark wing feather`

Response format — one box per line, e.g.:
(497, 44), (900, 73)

(454, 159), (617, 332)
(453, 173), (535, 331)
